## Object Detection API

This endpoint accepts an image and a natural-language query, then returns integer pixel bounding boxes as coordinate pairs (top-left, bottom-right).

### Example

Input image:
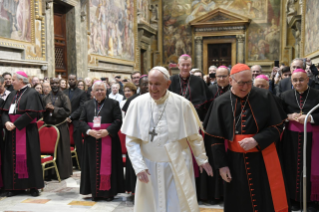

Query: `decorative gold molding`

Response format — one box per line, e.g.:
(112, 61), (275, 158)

(301, 0), (306, 57)
(158, 0), (163, 66)
(189, 7), (251, 28)
(203, 38), (236, 74)
(0, 0), (46, 62)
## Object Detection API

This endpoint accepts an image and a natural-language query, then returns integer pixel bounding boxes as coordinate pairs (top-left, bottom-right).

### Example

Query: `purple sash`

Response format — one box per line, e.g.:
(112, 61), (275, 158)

(9, 115), (36, 179)
(287, 121), (319, 201)
(88, 122), (112, 191)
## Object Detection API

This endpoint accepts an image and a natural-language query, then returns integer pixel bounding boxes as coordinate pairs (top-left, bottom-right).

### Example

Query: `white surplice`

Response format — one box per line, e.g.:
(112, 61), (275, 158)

(122, 91), (208, 212)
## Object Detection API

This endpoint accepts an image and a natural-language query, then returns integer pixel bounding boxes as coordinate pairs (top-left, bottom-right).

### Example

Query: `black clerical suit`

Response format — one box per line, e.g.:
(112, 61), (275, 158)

(1, 87), (45, 190)
(208, 84), (231, 100)
(63, 87), (87, 167)
(79, 98), (124, 199)
(169, 75), (213, 121)
(204, 87), (289, 212)
(43, 91), (73, 179)
(281, 87), (319, 203)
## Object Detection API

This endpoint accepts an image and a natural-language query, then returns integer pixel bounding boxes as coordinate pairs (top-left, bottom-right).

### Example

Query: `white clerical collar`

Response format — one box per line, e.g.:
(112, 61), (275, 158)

(153, 90), (170, 105)
(19, 85), (28, 91)
(297, 86), (309, 94)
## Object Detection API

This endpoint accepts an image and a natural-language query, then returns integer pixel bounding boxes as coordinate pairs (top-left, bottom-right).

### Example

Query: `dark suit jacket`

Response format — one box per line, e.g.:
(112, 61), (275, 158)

(63, 87), (87, 121)
(276, 77), (315, 97)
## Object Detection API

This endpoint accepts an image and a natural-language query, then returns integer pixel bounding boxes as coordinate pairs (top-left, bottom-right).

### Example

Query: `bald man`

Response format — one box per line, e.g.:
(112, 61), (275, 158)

(281, 69), (319, 211)
(122, 66), (212, 212)
(209, 66), (231, 99)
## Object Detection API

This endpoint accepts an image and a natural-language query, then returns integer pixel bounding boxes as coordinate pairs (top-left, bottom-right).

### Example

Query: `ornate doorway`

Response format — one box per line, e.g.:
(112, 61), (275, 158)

(208, 43), (232, 68)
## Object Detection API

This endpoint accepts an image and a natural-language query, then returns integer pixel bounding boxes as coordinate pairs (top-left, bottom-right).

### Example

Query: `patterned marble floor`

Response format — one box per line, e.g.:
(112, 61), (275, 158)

(0, 171), (224, 212)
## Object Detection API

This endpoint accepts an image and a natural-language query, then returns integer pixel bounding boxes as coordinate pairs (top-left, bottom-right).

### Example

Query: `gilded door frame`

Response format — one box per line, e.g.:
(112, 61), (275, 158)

(203, 38), (236, 74)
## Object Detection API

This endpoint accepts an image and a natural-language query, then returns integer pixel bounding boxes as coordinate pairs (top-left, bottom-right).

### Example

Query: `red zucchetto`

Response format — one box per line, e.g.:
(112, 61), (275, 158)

(230, 63), (251, 76)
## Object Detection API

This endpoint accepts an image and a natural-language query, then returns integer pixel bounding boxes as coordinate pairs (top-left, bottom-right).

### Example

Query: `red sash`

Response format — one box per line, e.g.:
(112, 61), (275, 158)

(227, 134), (288, 212)
(9, 115), (36, 179)
(88, 123), (112, 191)
(287, 121), (319, 201)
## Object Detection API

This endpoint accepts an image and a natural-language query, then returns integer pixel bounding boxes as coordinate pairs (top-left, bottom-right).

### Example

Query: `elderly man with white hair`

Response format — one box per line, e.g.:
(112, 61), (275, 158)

(1, 71), (45, 197)
(79, 80), (124, 201)
(121, 66), (213, 212)
(251, 64), (262, 79)
(108, 83), (124, 103)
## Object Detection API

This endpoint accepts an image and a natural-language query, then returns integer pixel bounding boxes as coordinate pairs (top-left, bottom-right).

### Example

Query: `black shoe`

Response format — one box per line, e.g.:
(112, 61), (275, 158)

(106, 197), (114, 202)
(30, 189), (39, 197)
(6, 191), (16, 197)
(307, 206), (318, 212)
(291, 205), (300, 211)
(92, 197), (98, 201)
(207, 199), (221, 205)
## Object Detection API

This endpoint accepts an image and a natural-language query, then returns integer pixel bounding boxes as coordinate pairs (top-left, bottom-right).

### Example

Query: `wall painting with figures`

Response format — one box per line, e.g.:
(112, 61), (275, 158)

(162, 0), (281, 65)
(0, 0), (32, 43)
(88, 0), (136, 65)
(304, 0), (319, 57)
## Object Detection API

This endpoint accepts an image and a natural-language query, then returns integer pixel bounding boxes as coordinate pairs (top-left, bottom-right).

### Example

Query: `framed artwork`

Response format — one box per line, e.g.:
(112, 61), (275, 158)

(88, 0), (138, 68)
(304, 0), (319, 57)
(245, 0), (281, 62)
(0, 0), (45, 61)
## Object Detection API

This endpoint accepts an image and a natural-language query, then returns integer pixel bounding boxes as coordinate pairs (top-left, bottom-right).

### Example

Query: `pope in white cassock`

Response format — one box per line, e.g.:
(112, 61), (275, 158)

(121, 66), (213, 212)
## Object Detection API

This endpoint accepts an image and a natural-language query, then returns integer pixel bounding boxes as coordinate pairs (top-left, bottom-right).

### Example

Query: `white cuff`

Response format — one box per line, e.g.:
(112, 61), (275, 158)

(86, 129), (91, 135)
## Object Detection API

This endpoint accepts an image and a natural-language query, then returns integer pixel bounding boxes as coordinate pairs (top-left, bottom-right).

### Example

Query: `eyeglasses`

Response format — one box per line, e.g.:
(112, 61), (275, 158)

(232, 78), (253, 86)
(216, 75), (228, 79)
(292, 78), (305, 83)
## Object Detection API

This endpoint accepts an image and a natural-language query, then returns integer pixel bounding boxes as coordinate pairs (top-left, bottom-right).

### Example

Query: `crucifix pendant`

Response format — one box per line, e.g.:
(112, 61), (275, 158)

(149, 128), (158, 142)
(300, 110), (303, 115)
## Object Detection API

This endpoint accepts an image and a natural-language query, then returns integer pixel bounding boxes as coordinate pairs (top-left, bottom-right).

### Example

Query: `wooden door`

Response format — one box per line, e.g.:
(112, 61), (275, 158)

(54, 10), (67, 79)
(208, 43), (231, 68)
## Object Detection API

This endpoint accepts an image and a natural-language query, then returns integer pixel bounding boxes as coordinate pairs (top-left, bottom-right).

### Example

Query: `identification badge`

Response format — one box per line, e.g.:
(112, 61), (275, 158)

(9, 104), (16, 114)
(93, 116), (101, 128)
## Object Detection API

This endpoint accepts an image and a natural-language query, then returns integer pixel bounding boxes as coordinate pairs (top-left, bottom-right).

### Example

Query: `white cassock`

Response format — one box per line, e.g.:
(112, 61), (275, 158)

(121, 91), (208, 212)
(108, 93), (124, 103)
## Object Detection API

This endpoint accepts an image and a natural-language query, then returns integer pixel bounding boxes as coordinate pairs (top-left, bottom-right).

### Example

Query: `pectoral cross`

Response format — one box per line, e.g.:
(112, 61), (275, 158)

(300, 110), (303, 115)
(149, 128), (158, 142)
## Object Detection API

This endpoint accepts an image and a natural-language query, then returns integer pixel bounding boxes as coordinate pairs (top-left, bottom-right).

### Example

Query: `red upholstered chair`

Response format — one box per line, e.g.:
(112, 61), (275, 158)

(37, 119), (44, 129)
(118, 131), (127, 166)
(69, 123), (80, 170)
(39, 124), (61, 183)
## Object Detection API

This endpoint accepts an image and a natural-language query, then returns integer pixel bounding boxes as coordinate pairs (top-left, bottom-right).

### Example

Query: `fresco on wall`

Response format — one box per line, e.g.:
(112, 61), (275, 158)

(137, 0), (149, 24)
(186, 0), (268, 24)
(162, 0), (275, 65)
(305, 0), (319, 56)
(0, 0), (32, 42)
(247, 0), (280, 61)
(162, 0), (192, 65)
(88, 0), (135, 61)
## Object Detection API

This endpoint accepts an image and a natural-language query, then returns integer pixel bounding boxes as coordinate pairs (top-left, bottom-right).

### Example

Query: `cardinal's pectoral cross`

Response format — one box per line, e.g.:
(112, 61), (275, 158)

(149, 128), (158, 142)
